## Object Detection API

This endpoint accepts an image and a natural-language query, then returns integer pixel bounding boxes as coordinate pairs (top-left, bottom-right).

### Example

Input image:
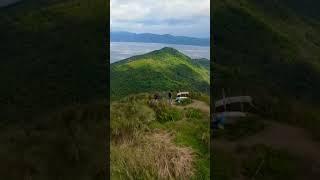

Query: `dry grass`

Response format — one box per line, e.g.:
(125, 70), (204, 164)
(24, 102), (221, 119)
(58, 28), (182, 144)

(148, 131), (195, 179)
(111, 101), (155, 143)
(111, 130), (195, 180)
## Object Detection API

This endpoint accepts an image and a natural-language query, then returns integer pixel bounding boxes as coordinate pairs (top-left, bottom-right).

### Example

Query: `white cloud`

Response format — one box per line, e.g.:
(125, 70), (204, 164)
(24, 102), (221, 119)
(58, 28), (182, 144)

(111, 1), (150, 21)
(111, 0), (210, 37)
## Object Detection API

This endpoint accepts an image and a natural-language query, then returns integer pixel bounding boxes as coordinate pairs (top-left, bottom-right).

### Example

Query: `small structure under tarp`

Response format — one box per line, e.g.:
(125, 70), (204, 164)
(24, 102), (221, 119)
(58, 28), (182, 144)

(213, 93), (256, 128)
(175, 91), (190, 103)
(176, 92), (189, 97)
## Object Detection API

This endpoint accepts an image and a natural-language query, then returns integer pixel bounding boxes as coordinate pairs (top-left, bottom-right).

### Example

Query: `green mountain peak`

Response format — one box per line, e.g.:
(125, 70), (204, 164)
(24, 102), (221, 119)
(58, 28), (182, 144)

(111, 48), (209, 99)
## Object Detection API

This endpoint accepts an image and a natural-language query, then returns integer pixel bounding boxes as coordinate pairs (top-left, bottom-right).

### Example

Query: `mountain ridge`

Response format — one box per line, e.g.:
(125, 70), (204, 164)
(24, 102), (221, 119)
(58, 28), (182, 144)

(111, 47), (192, 65)
(111, 47), (210, 99)
(110, 31), (210, 46)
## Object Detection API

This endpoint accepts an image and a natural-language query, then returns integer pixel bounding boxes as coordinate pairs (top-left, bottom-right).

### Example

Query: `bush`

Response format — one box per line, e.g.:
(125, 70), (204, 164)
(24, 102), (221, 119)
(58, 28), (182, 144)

(151, 101), (183, 123)
(175, 98), (192, 106)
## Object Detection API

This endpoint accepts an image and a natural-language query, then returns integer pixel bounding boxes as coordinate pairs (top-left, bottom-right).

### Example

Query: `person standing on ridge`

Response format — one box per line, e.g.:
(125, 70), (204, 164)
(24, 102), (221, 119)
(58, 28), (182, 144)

(168, 90), (173, 105)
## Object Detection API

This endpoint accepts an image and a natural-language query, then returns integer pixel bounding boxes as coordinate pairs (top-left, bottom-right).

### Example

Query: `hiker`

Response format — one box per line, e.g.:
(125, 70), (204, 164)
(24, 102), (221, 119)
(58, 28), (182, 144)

(154, 92), (160, 101)
(168, 90), (173, 104)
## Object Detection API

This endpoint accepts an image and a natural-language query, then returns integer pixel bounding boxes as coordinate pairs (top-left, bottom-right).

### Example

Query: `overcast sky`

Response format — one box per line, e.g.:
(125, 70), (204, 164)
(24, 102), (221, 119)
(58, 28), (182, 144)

(111, 0), (210, 38)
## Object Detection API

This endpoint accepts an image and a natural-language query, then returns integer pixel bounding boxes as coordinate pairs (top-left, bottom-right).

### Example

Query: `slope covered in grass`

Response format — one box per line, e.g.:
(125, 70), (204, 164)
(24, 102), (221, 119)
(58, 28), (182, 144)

(1, 0), (107, 118)
(110, 94), (210, 179)
(213, 0), (320, 139)
(0, 0), (107, 179)
(213, 1), (320, 179)
(111, 47), (210, 99)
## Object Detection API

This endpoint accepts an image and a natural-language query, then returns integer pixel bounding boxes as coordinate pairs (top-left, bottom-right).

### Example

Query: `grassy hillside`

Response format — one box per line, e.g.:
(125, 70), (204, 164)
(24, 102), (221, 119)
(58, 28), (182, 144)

(111, 94), (210, 179)
(0, 0), (107, 179)
(213, 0), (320, 139)
(110, 48), (210, 178)
(213, 1), (320, 179)
(111, 47), (210, 99)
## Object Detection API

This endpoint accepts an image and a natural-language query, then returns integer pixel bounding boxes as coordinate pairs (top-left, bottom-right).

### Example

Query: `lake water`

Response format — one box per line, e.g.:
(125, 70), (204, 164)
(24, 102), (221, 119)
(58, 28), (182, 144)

(110, 42), (210, 63)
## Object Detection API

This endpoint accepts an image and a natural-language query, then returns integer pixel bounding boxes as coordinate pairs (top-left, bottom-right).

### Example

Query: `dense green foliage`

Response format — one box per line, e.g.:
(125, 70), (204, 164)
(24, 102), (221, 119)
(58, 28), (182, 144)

(213, 0), (320, 139)
(152, 102), (183, 123)
(0, 0), (107, 179)
(111, 47), (210, 99)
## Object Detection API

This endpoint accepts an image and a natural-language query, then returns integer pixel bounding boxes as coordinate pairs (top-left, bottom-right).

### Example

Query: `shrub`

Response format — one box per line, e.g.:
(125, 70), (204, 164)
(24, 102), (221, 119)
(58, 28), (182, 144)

(151, 102), (182, 123)
(175, 98), (192, 106)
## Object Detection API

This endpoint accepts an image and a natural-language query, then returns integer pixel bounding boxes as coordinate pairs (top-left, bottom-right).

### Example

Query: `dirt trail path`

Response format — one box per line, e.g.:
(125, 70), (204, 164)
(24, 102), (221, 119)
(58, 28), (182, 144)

(214, 120), (320, 163)
(175, 99), (320, 163)
(173, 99), (210, 114)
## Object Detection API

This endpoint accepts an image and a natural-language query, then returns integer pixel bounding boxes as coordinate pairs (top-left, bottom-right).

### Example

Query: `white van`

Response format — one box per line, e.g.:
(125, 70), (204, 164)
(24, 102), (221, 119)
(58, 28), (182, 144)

(175, 92), (189, 103)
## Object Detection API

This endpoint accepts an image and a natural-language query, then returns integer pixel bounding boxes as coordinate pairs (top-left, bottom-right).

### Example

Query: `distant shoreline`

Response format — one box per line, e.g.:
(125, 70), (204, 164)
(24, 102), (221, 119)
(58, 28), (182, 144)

(111, 31), (210, 47)
(110, 40), (210, 47)
(110, 42), (210, 63)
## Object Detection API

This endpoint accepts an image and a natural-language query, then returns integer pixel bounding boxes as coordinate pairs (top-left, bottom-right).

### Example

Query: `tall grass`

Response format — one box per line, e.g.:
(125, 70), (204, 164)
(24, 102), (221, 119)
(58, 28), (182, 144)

(185, 108), (203, 119)
(150, 101), (183, 123)
(111, 131), (195, 180)
(111, 94), (210, 179)
(111, 100), (155, 143)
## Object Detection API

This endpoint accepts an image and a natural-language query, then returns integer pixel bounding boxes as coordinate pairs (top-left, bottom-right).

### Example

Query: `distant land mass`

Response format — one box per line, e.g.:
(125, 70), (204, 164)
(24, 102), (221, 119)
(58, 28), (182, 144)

(110, 31), (210, 46)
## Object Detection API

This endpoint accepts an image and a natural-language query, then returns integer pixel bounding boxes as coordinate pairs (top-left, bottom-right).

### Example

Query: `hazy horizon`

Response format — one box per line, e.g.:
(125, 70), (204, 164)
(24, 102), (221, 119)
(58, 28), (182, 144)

(111, 31), (210, 39)
(110, 41), (210, 63)
(111, 0), (210, 38)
